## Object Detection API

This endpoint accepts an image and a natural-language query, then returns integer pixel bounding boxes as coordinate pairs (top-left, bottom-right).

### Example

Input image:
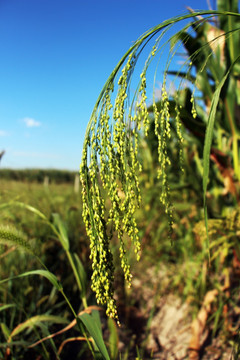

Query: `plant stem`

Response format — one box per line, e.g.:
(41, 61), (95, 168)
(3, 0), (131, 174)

(224, 99), (240, 181)
(233, 135), (240, 181)
(65, 250), (88, 309)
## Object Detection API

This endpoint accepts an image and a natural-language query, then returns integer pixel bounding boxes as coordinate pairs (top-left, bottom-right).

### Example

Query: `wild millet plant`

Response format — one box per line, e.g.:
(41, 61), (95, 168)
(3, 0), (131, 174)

(79, 9), (239, 321)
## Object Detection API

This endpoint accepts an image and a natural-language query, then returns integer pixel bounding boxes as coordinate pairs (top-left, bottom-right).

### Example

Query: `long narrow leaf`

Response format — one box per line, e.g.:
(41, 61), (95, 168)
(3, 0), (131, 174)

(72, 252), (87, 296)
(8, 314), (69, 341)
(107, 318), (119, 360)
(0, 304), (16, 313)
(1, 323), (10, 341)
(0, 269), (62, 291)
(12, 202), (60, 240)
(202, 55), (240, 254)
(13, 202), (48, 221)
(52, 213), (69, 251)
(29, 306), (101, 348)
(79, 310), (110, 360)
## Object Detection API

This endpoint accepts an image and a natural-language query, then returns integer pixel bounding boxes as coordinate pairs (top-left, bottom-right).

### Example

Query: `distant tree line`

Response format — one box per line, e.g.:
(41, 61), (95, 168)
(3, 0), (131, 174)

(0, 169), (77, 183)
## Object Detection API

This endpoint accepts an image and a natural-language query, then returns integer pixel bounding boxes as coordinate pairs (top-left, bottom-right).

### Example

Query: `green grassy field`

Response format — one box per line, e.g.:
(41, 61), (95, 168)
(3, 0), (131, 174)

(0, 175), (240, 359)
(0, 179), (93, 359)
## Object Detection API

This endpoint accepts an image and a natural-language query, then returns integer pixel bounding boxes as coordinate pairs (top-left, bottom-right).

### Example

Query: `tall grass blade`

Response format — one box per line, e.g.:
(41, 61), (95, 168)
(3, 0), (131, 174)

(107, 317), (118, 360)
(8, 314), (69, 342)
(202, 55), (240, 257)
(29, 306), (101, 348)
(79, 310), (110, 360)
(71, 252), (87, 297)
(1, 323), (10, 341)
(13, 201), (48, 221)
(10, 202), (70, 248)
(0, 304), (16, 313)
(0, 269), (62, 291)
(0, 340), (29, 348)
(52, 213), (69, 251)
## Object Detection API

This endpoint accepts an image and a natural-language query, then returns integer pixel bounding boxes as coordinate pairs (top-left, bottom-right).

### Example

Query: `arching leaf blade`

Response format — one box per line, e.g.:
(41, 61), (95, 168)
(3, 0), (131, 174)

(52, 213), (69, 251)
(79, 310), (110, 360)
(9, 314), (68, 341)
(0, 304), (16, 313)
(0, 269), (62, 291)
(202, 55), (240, 255)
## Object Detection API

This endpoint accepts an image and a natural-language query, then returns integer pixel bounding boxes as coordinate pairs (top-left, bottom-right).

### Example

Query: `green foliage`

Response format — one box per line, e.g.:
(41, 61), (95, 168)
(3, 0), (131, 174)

(107, 318), (118, 360)
(0, 181), (111, 359)
(80, 1), (240, 322)
(2, 1), (240, 358)
(79, 310), (110, 360)
(0, 168), (77, 183)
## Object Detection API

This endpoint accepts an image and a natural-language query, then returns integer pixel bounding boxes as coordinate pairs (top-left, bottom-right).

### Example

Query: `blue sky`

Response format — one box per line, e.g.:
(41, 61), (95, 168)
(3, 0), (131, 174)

(0, 0), (214, 170)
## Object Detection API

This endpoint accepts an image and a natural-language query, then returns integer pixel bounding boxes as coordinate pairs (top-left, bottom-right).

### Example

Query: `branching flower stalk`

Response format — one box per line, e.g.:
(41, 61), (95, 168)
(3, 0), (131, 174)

(79, 9), (239, 321)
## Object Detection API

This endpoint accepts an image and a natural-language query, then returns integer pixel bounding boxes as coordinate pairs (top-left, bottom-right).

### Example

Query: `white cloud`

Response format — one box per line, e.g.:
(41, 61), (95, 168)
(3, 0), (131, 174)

(0, 130), (8, 136)
(23, 117), (41, 128)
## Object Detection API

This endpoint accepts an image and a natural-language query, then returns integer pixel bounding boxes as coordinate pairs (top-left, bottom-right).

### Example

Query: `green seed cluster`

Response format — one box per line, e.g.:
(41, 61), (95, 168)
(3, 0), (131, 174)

(135, 71), (149, 136)
(135, 44), (158, 137)
(80, 52), (144, 321)
(175, 99), (184, 172)
(80, 148), (117, 320)
(0, 226), (33, 253)
(153, 79), (171, 209)
(80, 38), (184, 320)
(190, 91), (197, 119)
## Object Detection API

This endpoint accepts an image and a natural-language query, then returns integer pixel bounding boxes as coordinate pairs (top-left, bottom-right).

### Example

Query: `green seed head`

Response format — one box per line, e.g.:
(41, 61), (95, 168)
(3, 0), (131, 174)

(80, 33), (184, 320)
